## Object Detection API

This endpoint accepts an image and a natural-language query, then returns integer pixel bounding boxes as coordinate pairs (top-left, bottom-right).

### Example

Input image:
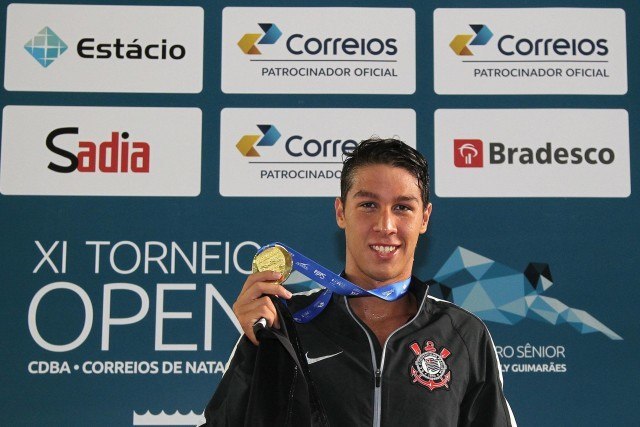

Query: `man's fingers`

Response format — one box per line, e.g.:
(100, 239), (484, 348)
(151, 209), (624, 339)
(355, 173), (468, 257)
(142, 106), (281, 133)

(239, 271), (283, 295)
(233, 271), (292, 346)
(237, 296), (278, 323)
(242, 281), (292, 301)
(237, 276), (292, 307)
(236, 296), (279, 345)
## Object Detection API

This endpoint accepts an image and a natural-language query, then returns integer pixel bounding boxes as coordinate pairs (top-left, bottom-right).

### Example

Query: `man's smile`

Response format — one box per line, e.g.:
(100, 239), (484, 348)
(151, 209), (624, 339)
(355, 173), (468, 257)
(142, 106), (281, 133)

(370, 245), (399, 254)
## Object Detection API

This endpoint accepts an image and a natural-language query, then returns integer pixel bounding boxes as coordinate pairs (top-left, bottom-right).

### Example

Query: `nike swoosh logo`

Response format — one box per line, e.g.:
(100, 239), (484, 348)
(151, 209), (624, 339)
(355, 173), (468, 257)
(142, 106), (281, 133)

(305, 351), (343, 365)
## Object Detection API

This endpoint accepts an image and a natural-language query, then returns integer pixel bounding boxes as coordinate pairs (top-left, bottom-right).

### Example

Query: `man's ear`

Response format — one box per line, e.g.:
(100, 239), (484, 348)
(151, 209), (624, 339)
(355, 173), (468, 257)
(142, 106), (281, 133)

(335, 197), (346, 229)
(420, 203), (432, 234)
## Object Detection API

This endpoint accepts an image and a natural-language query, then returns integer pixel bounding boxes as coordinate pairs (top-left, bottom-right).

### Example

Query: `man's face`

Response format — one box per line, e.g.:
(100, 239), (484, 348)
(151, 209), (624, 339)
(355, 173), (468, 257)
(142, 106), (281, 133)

(335, 163), (432, 289)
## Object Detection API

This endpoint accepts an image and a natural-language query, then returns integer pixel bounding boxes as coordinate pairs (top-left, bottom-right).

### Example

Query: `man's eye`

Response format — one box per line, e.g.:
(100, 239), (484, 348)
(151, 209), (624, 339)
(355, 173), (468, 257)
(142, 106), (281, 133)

(395, 205), (412, 211)
(360, 202), (376, 209)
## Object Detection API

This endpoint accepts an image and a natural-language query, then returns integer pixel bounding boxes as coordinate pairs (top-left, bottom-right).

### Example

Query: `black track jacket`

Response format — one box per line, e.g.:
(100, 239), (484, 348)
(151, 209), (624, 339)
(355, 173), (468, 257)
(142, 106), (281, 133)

(203, 277), (516, 427)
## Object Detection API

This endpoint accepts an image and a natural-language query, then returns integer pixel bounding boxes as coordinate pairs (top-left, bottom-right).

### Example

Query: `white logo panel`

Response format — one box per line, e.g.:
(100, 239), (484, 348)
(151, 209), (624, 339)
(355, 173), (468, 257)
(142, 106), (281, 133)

(222, 8), (415, 94)
(1, 106), (202, 196)
(435, 109), (630, 197)
(434, 8), (627, 94)
(220, 109), (416, 197)
(4, 4), (203, 93)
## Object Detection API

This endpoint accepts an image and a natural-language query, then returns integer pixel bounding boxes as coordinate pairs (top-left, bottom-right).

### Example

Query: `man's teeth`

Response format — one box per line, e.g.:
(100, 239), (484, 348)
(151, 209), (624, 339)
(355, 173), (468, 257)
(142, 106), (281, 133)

(372, 245), (396, 253)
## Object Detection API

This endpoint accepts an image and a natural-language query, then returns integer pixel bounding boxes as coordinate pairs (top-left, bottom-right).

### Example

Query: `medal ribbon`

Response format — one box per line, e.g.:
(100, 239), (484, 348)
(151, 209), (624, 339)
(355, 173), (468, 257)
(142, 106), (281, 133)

(261, 242), (411, 323)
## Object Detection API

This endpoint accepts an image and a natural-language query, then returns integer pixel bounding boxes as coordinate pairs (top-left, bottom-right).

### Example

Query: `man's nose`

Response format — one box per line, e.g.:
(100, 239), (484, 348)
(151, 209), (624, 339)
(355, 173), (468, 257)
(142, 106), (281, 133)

(373, 208), (397, 233)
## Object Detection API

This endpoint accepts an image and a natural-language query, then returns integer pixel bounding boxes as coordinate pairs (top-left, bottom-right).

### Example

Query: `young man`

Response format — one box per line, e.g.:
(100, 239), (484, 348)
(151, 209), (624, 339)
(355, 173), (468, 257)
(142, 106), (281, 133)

(203, 138), (516, 426)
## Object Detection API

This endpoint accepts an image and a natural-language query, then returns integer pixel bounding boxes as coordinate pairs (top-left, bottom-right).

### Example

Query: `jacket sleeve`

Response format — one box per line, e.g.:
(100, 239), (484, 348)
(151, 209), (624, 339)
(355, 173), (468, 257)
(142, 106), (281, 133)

(458, 325), (517, 427)
(200, 335), (257, 427)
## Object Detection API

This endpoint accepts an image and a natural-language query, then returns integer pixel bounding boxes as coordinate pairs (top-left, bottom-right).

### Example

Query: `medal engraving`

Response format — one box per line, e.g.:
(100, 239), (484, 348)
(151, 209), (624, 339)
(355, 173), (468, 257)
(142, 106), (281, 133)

(252, 244), (293, 284)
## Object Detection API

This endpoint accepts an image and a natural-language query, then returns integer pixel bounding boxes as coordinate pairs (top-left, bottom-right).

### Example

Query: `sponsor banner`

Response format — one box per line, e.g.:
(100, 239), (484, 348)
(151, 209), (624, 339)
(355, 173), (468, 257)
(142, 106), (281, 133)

(434, 8), (627, 94)
(221, 7), (415, 94)
(24, 236), (259, 426)
(220, 108), (416, 196)
(497, 343), (569, 374)
(0, 106), (202, 196)
(434, 109), (629, 197)
(4, 4), (203, 93)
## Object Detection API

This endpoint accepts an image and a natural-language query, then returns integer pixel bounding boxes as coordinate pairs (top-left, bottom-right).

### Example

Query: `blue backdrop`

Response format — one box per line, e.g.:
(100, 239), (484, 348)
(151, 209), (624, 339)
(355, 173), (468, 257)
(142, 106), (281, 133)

(1, 0), (637, 426)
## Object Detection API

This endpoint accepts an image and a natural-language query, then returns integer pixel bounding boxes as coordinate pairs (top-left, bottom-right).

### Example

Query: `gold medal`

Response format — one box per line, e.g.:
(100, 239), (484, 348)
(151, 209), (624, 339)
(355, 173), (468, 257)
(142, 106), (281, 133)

(252, 244), (293, 284)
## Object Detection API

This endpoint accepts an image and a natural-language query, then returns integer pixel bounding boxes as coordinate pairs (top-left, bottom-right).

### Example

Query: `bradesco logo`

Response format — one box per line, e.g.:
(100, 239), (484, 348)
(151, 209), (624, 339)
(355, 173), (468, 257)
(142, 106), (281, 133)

(453, 139), (616, 168)
(236, 124), (357, 160)
(47, 128), (150, 174)
(454, 139), (483, 167)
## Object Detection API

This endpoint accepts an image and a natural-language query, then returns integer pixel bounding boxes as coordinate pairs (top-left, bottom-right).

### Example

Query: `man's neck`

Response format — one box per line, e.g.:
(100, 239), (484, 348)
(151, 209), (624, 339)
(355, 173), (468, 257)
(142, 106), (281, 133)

(348, 291), (417, 346)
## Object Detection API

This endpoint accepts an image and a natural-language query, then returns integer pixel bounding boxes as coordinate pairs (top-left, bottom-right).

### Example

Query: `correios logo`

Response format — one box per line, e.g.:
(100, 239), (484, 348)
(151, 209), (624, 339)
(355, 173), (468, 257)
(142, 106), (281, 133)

(236, 125), (358, 159)
(238, 23), (282, 54)
(454, 139), (483, 167)
(453, 138), (615, 167)
(449, 25), (493, 56)
(222, 9), (414, 94)
(220, 108), (415, 196)
(237, 22), (398, 57)
(449, 24), (608, 58)
(24, 27), (68, 67)
(434, 10), (625, 95)
(236, 125), (281, 157)
(47, 128), (150, 173)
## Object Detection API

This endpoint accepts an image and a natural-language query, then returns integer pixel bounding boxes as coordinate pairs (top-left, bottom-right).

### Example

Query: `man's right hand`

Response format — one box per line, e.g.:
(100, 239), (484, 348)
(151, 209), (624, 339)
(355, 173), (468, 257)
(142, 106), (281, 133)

(232, 271), (293, 345)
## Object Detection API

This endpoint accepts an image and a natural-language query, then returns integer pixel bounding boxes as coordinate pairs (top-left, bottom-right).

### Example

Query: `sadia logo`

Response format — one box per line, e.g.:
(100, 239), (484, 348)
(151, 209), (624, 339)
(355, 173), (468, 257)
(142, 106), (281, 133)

(238, 23), (282, 55)
(47, 128), (150, 173)
(449, 25), (493, 56)
(454, 139), (483, 167)
(24, 27), (68, 67)
(236, 125), (281, 157)
(1, 105), (201, 196)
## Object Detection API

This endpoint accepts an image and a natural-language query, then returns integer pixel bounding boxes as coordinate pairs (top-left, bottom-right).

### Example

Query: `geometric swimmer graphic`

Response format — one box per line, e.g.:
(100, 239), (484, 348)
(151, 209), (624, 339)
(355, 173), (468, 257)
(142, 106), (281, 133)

(430, 247), (622, 340)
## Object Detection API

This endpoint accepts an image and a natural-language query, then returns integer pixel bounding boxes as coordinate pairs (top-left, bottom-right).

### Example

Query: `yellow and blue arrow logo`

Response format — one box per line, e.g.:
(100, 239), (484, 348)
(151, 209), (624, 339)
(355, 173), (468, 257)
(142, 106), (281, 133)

(238, 23), (282, 55)
(236, 125), (281, 157)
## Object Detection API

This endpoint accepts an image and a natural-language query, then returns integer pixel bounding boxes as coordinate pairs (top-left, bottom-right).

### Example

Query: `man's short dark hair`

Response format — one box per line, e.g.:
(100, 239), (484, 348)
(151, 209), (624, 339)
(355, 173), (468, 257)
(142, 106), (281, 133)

(340, 138), (430, 206)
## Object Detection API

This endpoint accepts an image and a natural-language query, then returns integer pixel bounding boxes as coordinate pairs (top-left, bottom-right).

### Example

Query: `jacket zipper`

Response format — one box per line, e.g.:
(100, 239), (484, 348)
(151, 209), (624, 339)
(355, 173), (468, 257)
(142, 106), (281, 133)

(344, 289), (429, 427)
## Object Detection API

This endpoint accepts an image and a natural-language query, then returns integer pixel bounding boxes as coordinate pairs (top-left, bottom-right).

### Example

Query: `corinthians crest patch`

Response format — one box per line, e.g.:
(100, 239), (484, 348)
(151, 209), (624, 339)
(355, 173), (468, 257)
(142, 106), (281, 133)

(409, 340), (452, 391)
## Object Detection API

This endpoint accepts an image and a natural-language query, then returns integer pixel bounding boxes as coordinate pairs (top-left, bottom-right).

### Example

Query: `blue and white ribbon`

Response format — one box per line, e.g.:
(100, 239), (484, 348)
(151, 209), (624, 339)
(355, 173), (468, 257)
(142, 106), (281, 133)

(258, 242), (411, 323)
